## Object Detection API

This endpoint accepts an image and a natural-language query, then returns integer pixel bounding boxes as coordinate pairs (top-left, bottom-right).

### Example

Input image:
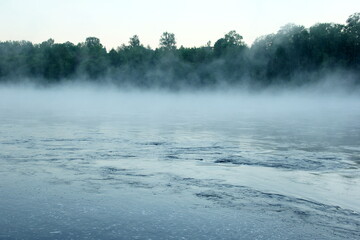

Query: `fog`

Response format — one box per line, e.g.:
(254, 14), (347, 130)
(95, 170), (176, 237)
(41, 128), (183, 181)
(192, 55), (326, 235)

(1, 82), (360, 239)
(1, 80), (359, 118)
(1, 9), (359, 240)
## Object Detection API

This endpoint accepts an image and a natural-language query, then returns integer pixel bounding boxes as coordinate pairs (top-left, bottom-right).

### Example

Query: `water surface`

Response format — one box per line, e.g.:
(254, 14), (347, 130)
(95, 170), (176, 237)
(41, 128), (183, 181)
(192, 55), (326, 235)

(1, 87), (360, 239)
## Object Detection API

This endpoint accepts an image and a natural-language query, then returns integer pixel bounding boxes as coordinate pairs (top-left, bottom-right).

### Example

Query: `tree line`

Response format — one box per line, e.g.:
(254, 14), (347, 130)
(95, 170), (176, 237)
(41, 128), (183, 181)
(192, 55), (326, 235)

(0, 13), (359, 89)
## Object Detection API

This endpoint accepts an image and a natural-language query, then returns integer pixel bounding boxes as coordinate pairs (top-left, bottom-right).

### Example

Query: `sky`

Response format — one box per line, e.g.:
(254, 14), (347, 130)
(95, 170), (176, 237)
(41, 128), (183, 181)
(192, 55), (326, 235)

(0, 0), (358, 49)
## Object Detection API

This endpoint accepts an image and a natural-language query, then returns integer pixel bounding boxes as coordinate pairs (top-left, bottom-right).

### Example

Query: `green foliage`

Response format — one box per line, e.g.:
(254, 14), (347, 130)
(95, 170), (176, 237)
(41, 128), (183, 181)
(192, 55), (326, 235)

(129, 35), (141, 48)
(159, 32), (177, 50)
(0, 13), (359, 88)
(214, 30), (246, 57)
(79, 37), (108, 79)
(345, 13), (360, 68)
(224, 30), (245, 46)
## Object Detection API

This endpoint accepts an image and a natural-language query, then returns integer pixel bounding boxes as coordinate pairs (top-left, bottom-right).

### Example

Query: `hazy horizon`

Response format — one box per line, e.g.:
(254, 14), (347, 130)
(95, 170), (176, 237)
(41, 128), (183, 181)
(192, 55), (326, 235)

(0, 0), (358, 49)
(1, 83), (360, 239)
(1, 2), (360, 239)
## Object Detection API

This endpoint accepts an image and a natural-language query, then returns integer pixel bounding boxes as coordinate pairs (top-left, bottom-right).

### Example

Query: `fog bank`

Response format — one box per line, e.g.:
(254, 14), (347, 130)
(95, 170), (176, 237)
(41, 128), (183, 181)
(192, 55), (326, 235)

(1, 84), (359, 123)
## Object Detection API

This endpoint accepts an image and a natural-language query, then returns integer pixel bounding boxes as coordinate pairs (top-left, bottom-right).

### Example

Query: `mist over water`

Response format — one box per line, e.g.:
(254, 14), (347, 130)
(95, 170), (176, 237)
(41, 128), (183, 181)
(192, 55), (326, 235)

(1, 83), (360, 239)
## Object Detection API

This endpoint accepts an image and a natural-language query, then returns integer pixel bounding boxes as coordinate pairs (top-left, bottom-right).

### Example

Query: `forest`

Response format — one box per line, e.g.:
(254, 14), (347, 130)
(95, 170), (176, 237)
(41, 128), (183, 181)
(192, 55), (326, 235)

(0, 13), (359, 89)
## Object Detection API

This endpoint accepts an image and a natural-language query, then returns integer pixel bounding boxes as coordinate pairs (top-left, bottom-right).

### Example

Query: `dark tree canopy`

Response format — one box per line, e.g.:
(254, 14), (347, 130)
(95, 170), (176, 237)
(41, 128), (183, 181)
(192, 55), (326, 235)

(0, 13), (359, 89)
(214, 30), (246, 57)
(159, 32), (176, 50)
(129, 35), (141, 48)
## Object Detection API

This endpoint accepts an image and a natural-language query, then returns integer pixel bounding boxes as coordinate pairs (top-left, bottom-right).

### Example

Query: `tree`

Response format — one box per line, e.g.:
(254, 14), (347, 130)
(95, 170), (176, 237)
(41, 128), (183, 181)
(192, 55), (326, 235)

(40, 38), (55, 48)
(0, 13), (359, 88)
(345, 13), (360, 68)
(309, 23), (346, 68)
(274, 24), (310, 74)
(214, 30), (246, 56)
(224, 30), (244, 46)
(79, 37), (108, 78)
(85, 37), (102, 48)
(159, 32), (176, 50)
(346, 12), (360, 29)
(129, 35), (141, 47)
(46, 42), (79, 80)
(108, 48), (120, 67)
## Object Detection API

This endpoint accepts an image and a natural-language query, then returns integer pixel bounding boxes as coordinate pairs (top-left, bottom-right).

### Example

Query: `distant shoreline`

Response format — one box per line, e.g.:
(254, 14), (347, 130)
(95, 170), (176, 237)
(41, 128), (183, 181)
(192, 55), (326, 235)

(0, 13), (359, 89)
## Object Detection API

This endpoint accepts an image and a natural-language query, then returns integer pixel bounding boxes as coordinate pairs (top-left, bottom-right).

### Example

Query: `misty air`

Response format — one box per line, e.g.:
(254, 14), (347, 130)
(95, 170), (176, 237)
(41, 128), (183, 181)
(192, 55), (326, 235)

(0, 1), (359, 240)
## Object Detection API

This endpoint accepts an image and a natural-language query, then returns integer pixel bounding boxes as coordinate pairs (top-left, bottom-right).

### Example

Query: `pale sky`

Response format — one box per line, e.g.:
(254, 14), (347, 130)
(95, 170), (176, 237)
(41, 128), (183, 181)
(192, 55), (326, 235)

(0, 0), (358, 49)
